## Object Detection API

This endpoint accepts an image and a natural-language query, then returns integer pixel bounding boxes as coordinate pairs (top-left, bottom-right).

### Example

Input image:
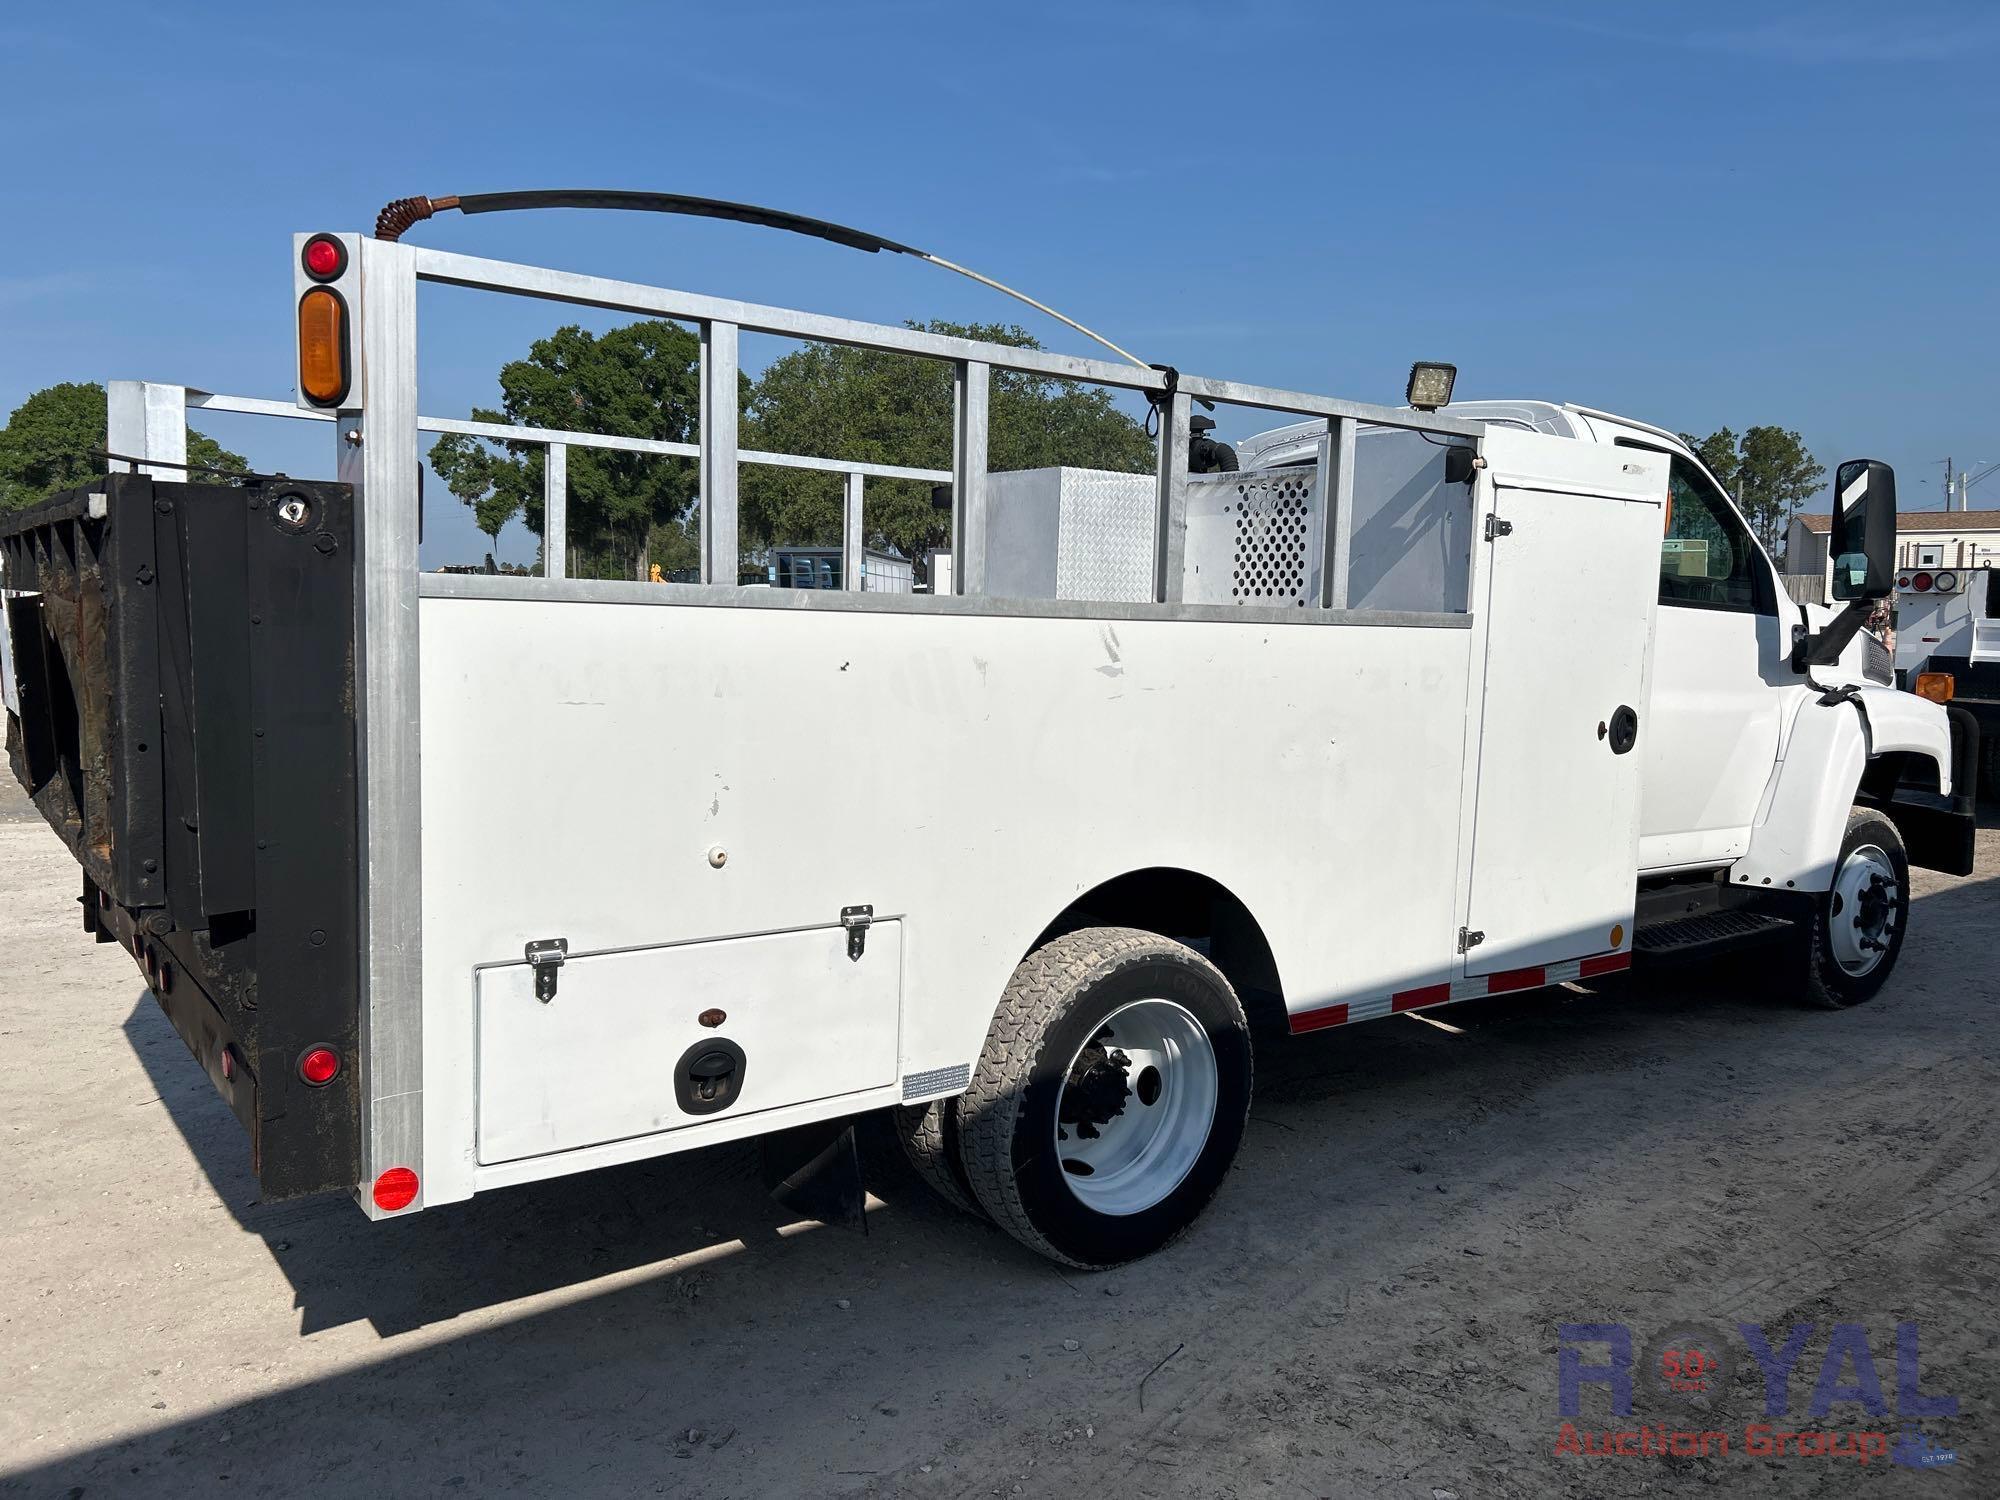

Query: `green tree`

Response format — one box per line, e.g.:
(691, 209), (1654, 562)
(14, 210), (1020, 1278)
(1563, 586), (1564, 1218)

(1678, 424), (1825, 558)
(1681, 426), (1739, 496)
(429, 321), (710, 580)
(742, 321), (1155, 571)
(0, 382), (247, 509)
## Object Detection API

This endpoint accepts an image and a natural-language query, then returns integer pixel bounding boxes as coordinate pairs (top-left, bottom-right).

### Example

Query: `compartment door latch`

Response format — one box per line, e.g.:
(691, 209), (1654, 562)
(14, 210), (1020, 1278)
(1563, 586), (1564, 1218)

(841, 905), (873, 961)
(525, 937), (569, 1001)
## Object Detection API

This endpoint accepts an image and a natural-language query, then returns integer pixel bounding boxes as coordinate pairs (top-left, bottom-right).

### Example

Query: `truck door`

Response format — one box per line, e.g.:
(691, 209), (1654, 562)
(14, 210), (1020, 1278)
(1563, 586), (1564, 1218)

(1589, 429), (1790, 870)
(1465, 431), (1665, 975)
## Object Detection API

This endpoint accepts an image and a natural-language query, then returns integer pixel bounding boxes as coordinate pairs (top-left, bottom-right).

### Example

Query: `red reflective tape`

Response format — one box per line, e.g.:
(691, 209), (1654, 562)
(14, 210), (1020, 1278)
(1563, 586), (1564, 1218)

(1289, 1002), (1349, 1034)
(1578, 951), (1632, 978)
(1392, 983), (1452, 1012)
(1485, 966), (1547, 994)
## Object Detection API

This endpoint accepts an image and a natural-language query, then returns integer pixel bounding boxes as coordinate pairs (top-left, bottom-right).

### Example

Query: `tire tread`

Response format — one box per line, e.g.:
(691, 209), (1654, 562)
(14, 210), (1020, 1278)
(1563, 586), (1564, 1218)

(893, 1101), (983, 1218)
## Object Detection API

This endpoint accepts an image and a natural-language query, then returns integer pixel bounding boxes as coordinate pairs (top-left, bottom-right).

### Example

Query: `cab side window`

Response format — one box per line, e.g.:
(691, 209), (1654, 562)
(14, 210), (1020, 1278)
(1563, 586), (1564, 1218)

(1653, 453), (1761, 611)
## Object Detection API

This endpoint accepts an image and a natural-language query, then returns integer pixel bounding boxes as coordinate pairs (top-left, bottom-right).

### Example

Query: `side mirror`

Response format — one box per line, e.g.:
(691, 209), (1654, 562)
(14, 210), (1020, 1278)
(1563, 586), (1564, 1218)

(1830, 458), (1896, 600)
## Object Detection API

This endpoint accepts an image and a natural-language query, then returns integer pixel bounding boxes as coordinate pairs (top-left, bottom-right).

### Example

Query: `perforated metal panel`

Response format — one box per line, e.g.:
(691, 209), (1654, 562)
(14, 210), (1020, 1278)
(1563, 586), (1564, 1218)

(1183, 470), (1324, 607)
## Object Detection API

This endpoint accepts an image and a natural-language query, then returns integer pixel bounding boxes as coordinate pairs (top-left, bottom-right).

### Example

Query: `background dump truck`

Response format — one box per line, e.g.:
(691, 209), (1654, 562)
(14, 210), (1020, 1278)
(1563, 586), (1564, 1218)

(0, 231), (1976, 1269)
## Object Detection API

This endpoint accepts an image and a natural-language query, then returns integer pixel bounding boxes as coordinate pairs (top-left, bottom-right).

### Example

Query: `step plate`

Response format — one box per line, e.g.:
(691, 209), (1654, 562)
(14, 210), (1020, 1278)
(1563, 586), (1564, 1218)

(1634, 909), (1795, 958)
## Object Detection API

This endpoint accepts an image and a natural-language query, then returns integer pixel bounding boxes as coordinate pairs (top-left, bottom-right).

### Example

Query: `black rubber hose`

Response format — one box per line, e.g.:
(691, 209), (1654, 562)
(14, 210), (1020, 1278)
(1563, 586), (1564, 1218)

(376, 188), (923, 256)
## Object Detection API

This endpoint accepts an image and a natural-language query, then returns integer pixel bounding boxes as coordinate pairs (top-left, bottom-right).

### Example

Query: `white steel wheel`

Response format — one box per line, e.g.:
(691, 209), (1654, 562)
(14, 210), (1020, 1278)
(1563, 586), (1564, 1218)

(1800, 807), (1910, 1009)
(1827, 843), (1899, 978)
(1055, 999), (1218, 1217)
(957, 927), (1253, 1269)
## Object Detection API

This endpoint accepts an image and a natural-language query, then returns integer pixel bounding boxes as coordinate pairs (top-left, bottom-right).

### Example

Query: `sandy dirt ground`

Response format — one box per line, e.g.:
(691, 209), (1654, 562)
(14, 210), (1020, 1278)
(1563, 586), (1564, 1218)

(0, 778), (1993, 1499)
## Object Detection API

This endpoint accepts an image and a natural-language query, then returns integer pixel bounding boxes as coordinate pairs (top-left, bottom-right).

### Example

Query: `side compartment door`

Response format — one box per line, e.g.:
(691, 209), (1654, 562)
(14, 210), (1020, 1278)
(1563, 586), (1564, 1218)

(475, 920), (902, 1165)
(1465, 432), (1665, 975)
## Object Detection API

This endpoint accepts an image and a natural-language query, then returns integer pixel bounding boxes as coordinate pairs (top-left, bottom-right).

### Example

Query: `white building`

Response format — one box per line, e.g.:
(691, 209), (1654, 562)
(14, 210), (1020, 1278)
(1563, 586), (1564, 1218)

(1788, 508), (2000, 596)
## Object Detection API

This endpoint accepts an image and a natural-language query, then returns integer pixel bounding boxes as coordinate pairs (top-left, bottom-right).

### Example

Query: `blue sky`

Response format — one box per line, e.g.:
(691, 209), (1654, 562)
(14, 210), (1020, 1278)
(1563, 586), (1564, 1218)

(2, 0), (1996, 566)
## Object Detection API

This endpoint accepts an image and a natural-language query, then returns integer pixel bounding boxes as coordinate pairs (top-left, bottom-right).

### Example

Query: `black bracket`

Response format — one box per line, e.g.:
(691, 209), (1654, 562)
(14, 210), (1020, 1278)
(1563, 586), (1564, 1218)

(1791, 596), (1876, 671)
(1484, 514), (1513, 541)
(525, 937), (568, 1001)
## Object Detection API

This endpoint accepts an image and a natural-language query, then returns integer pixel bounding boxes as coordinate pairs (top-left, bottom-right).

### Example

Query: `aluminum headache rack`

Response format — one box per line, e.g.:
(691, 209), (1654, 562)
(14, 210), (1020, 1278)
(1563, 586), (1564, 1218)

(87, 234), (1486, 1209)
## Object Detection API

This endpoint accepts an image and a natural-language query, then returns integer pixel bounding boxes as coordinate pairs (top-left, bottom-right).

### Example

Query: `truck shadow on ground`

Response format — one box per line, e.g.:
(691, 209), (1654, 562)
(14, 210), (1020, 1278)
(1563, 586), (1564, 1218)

(40, 860), (1993, 1496)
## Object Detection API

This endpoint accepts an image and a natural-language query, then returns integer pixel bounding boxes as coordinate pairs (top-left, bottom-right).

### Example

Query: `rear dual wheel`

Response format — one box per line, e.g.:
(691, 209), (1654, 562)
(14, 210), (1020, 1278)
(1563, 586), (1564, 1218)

(951, 928), (1253, 1268)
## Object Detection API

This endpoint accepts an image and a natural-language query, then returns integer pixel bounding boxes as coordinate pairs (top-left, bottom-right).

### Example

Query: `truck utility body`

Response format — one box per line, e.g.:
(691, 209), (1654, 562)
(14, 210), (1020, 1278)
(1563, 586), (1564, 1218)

(1892, 564), (2000, 795)
(0, 232), (1974, 1267)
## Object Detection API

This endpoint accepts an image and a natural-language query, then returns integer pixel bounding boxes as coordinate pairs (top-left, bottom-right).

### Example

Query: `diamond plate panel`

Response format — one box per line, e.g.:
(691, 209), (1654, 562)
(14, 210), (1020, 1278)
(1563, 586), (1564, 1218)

(1053, 470), (1156, 603)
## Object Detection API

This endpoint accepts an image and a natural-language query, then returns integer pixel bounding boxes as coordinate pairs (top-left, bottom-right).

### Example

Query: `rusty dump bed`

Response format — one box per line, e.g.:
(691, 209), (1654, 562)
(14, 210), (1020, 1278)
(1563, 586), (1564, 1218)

(1, 474), (362, 1197)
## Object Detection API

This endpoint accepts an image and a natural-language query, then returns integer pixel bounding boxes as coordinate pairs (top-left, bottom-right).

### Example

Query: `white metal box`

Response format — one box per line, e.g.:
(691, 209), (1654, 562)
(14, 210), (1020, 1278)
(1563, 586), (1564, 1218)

(862, 551), (914, 593)
(980, 443), (1469, 613)
(984, 467), (1156, 603)
(982, 465), (1332, 607)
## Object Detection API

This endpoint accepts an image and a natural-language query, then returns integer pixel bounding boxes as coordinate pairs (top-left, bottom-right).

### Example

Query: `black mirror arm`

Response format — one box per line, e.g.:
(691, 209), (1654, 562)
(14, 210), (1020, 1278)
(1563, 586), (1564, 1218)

(1791, 596), (1876, 671)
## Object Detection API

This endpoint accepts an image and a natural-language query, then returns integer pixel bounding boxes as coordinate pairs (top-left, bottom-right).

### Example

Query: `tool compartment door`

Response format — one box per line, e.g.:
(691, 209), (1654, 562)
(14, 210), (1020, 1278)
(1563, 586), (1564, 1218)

(1466, 431), (1665, 975)
(475, 921), (901, 1165)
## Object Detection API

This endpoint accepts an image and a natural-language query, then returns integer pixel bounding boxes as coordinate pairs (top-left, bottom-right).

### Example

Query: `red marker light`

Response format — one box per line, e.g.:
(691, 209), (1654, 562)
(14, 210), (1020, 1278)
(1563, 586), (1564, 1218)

(372, 1167), (420, 1212)
(302, 234), (345, 281)
(298, 1046), (341, 1086)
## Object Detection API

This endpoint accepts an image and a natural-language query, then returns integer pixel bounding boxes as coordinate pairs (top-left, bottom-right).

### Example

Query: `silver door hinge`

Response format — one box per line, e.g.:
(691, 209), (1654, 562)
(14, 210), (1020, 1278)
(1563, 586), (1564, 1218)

(1457, 927), (1485, 954)
(1484, 515), (1513, 541)
(525, 937), (568, 1001)
(842, 905), (874, 961)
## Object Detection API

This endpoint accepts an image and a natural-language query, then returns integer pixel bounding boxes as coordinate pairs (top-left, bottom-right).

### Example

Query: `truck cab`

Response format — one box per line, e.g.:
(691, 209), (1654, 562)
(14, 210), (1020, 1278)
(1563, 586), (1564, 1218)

(1239, 399), (1978, 901)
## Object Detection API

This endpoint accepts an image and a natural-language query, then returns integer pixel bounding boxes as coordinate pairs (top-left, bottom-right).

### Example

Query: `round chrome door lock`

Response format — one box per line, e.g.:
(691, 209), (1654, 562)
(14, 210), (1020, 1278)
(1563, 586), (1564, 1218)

(271, 490), (313, 531)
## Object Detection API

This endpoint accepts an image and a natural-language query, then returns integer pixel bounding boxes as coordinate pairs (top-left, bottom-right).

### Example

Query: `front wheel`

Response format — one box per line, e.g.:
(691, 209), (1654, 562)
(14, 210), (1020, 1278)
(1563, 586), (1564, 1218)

(956, 928), (1252, 1268)
(1799, 807), (1911, 1009)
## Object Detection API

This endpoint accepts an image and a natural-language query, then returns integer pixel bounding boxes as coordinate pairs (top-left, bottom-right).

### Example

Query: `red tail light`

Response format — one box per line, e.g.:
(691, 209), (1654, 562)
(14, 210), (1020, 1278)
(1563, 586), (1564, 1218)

(372, 1167), (420, 1212)
(301, 233), (346, 281)
(298, 1046), (341, 1086)
(1912, 571), (1933, 592)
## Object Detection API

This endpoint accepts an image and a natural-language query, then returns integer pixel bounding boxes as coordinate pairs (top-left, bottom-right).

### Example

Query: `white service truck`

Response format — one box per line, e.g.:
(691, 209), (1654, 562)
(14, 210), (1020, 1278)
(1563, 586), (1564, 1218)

(0, 228), (1977, 1269)
(1890, 562), (2000, 795)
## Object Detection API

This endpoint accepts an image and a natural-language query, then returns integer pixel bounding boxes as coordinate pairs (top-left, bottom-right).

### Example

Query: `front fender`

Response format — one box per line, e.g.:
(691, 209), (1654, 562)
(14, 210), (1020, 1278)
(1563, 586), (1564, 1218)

(1733, 694), (1868, 892)
(1735, 687), (1964, 890)
(1849, 685), (1954, 790)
